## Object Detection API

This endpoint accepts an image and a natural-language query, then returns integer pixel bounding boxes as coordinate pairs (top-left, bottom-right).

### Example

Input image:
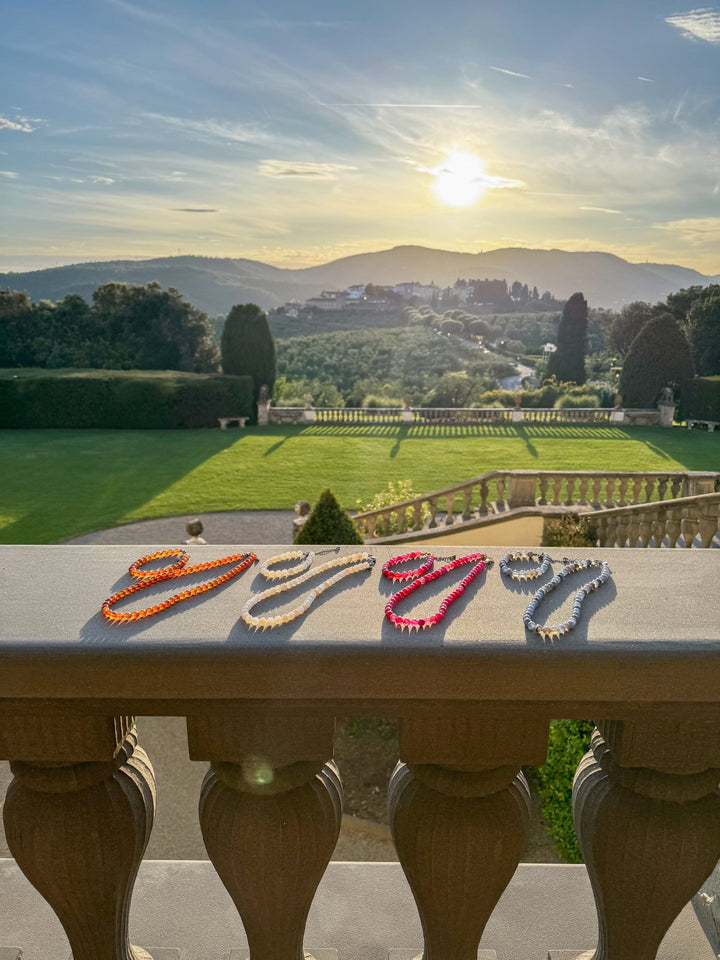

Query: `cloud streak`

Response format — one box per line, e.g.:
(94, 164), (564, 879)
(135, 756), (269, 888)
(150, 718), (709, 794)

(258, 160), (356, 179)
(143, 113), (273, 145)
(666, 8), (720, 42)
(172, 207), (219, 213)
(0, 171), (19, 179)
(0, 114), (43, 132)
(489, 66), (531, 79)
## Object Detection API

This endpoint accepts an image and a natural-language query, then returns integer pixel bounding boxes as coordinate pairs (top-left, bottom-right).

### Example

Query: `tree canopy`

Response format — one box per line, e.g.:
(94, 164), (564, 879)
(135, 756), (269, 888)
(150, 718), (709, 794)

(619, 312), (694, 407)
(607, 301), (654, 358)
(545, 292), (588, 384)
(686, 287), (720, 377)
(221, 302), (276, 399)
(0, 282), (219, 372)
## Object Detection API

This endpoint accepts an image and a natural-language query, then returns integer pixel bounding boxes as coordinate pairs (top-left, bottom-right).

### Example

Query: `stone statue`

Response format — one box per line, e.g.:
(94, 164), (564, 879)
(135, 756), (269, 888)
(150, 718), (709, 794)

(185, 518), (207, 544)
(659, 384), (674, 405)
(258, 384), (269, 403)
(293, 500), (311, 540)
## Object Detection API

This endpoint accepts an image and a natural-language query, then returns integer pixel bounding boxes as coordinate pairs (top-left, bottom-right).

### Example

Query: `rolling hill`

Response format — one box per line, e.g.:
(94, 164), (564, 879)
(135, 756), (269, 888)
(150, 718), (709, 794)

(1, 246), (718, 314)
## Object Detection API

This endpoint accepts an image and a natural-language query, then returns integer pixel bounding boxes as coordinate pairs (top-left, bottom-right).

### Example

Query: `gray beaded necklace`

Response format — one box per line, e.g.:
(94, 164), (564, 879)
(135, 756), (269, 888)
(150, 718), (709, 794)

(521, 557), (612, 642)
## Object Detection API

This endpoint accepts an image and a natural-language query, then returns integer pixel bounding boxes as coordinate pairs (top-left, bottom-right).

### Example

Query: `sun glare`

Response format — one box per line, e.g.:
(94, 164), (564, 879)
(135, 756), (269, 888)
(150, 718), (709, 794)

(432, 150), (489, 207)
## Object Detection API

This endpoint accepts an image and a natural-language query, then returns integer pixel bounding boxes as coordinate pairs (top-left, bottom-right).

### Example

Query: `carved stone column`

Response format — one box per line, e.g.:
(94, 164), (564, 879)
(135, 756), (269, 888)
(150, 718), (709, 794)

(389, 717), (548, 960)
(2, 715), (155, 960)
(189, 714), (341, 960)
(573, 720), (720, 960)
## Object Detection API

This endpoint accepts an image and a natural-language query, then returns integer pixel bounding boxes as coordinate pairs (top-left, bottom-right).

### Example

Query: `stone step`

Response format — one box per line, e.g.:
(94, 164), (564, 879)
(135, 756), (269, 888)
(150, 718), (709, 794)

(0, 860), (713, 960)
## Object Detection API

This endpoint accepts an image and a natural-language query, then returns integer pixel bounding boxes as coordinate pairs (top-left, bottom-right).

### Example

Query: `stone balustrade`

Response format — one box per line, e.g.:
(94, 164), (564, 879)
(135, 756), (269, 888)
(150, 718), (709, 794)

(591, 492), (720, 548)
(1, 545), (720, 960)
(354, 469), (719, 541)
(268, 405), (662, 426)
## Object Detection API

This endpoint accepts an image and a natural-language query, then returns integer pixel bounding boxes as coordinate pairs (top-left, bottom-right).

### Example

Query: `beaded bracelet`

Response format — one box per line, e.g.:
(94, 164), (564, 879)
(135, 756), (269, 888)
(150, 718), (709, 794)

(499, 551), (552, 581)
(259, 550), (314, 580)
(241, 552), (376, 629)
(384, 552), (491, 631)
(382, 551), (433, 581)
(523, 557), (612, 641)
(102, 549), (258, 623)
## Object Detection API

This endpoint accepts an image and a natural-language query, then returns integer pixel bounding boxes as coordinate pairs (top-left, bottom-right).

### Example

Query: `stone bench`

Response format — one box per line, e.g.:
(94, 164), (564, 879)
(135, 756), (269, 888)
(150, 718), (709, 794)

(217, 416), (248, 429)
(686, 419), (719, 432)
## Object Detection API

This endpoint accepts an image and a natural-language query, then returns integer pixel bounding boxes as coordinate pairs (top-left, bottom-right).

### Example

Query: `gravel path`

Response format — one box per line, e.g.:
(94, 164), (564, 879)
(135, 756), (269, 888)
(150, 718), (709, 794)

(64, 510), (295, 545)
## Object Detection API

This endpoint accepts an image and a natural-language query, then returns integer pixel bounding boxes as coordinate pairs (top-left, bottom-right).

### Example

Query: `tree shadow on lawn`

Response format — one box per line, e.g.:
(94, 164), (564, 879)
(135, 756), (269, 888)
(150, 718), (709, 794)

(616, 425), (720, 471)
(1, 428), (240, 544)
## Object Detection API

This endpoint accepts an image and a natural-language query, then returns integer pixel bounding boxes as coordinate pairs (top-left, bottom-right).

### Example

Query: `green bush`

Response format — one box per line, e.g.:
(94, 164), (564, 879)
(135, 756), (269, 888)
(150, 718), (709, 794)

(542, 514), (598, 548)
(553, 393), (599, 408)
(294, 488), (365, 545)
(676, 376), (720, 422)
(355, 479), (430, 536)
(619, 312), (694, 407)
(537, 719), (595, 862)
(0, 369), (253, 428)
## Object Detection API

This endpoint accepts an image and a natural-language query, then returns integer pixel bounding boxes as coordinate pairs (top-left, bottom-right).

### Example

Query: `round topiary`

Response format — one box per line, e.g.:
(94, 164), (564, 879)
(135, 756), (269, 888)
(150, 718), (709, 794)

(294, 488), (365, 545)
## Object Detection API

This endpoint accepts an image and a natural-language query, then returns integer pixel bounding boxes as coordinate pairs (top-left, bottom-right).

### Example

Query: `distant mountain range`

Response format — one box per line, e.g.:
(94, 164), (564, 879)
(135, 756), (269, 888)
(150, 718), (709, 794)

(2, 246), (718, 315)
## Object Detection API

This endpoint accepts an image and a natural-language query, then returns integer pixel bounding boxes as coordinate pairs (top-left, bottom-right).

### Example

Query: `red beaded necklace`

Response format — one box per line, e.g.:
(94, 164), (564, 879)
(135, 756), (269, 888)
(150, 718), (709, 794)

(101, 549), (257, 623)
(381, 551), (434, 581)
(384, 552), (491, 631)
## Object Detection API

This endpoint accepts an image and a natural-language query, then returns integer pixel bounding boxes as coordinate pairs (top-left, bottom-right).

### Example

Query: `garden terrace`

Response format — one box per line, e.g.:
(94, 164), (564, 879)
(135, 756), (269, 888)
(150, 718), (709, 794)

(1, 544), (719, 959)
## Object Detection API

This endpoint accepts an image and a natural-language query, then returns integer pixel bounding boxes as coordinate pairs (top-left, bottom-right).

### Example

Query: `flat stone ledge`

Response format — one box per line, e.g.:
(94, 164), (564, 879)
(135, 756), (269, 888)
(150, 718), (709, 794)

(390, 950), (496, 959)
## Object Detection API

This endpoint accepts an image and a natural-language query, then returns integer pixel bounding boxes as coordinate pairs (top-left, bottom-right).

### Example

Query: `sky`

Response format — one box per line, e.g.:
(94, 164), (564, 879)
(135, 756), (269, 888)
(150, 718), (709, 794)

(1, 0), (720, 273)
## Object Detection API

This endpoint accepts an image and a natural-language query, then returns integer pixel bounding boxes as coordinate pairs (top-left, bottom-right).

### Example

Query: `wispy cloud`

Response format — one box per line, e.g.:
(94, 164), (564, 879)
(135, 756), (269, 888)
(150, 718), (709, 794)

(258, 160), (357, 179)
(0, 114), (43, 132)
(172, 207), (219, 213)
(666, 8), (720, 42)
(0, 171), (18, 179)
(143, 113), (272, 145)
(580, 205), (622, 214)
(322, 103), (487, 109)
(489, 66), (531, 79)
(654, 217), (720, 243)
(637, 76), (655, 82)
(47, 175), (116, 184)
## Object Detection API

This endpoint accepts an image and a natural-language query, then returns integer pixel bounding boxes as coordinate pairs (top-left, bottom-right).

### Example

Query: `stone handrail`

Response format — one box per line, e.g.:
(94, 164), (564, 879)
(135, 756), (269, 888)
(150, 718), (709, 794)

(588, 491), (720, 548)
(1, 545), (719, 960)
(268, 405), (661, 426)
(354, 469), (720, 540)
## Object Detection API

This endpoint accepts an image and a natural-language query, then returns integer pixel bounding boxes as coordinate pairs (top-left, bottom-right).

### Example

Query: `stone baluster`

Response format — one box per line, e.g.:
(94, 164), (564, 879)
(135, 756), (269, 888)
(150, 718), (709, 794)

(644, 477), (655, 501)
(428, 497), (438, 528)
(596, 514), (609, 547)
(637, 508), (655, 547)
(657, 476), (668, 501)
(551, 475), (562, 506)
(616, 511), (631, 547)
(616, 477), (628, 506)
(412, 501), (424, 531)
(565, 476), (576, 506)
(396, 505), (408, 534)
(538, 474), (549, 505)
(365, 515), (377, 538)
(666, 506), (683, 547)
(578, 476), (589, 506)
(699, 502), (720, 548)
(573, 721), (720, 960)
(445, 492), (456, 526)
(2, 715), (155, 960)
(651, 508), (667, 547)
(495, 475), (506, 508)
(591, 477), (603, 509)
(389, 717), (547, 960)
(462, 486), (473, 521)
(378, 510), (393, 535)
(631, 477), (643, 503)
(670, 476), (682, 498)
(190, 714), (341, 960)
(681, 505), (700, 547)
(479, 480), (489, 515)
(627, 511), (641, 547)
(604, 514), (619, 548)
(604, 477), (616, 507)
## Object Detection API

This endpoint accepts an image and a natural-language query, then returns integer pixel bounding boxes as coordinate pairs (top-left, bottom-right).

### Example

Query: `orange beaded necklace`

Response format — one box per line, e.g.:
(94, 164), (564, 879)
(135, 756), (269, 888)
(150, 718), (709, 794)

(101, 548), (257, 623)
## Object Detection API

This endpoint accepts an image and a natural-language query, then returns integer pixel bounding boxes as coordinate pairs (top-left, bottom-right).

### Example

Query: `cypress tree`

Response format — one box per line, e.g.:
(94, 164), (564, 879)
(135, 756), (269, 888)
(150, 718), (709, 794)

(619, 312), (694, 407)
(221, 303), (276, 399)
(546, 292), (588, 385)
(294, 489), (365, 545)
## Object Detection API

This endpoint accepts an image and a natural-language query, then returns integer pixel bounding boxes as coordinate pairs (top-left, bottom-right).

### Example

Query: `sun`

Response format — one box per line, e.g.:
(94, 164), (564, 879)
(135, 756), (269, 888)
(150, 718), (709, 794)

(431, 150), (489, 207)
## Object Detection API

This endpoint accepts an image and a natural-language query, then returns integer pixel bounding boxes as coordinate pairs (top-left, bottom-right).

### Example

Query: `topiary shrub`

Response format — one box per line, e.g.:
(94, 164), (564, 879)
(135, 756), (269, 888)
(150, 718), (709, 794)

(619, 312), (694, 407)
(676, 376), (720, 423)
(537, 719), (595, 862)
(294, 488), (365, 545)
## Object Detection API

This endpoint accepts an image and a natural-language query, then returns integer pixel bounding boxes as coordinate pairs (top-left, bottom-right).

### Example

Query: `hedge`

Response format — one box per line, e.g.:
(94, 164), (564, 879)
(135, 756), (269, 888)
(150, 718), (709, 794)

(676, 376), (720, 423)
(0, 369), (253, 428)
(537, 719), (594, 862)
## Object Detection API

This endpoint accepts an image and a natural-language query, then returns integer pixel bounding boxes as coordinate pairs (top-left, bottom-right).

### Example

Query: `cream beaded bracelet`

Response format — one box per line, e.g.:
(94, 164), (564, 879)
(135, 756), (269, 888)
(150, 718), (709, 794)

(241, 551), (376, 629)
(258, 550), (314, 580)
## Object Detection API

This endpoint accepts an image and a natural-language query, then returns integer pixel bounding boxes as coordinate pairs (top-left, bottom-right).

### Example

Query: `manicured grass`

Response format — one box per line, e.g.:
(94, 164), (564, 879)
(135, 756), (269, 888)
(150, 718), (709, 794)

(2, 423), (718, 543)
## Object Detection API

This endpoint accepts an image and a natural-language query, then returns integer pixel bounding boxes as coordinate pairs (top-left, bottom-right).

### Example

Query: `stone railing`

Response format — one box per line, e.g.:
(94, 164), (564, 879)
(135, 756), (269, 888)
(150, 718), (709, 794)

(588, 491), (720, 548)
(1, 545), (719, 959)
(267, 405), (662, 426)
(354, 469), (720, 540)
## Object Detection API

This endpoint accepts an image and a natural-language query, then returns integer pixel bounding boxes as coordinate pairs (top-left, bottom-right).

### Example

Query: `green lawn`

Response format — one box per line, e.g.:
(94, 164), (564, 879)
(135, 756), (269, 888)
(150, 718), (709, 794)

(2, 423), (718, 543)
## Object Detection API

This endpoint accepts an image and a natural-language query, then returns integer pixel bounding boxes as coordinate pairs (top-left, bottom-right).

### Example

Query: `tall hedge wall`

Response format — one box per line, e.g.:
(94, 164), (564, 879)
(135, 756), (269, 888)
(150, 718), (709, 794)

(677, 376), (720, 423)
(0, 369), (253, 428)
